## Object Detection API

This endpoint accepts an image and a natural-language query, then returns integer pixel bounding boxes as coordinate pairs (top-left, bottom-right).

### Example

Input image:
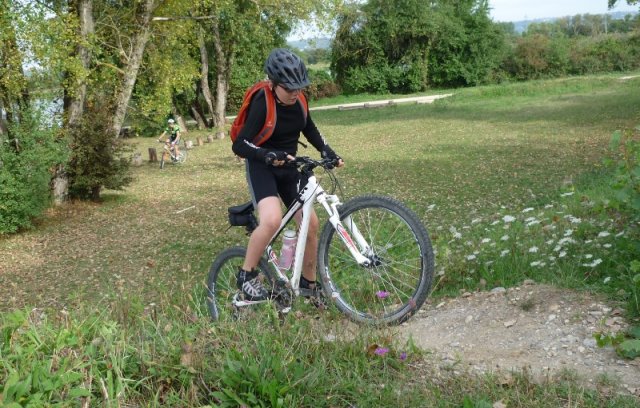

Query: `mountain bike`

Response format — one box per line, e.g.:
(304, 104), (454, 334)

(159, 140), (186, 169)
(206, 157), (434, 325)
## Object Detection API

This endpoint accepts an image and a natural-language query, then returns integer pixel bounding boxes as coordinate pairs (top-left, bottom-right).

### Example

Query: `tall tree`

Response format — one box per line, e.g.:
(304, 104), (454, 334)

(332, 0), (505, 92)
(65, 0), (94, 127)
(111, 0), (159, 140)
(0, 0), (30, 134)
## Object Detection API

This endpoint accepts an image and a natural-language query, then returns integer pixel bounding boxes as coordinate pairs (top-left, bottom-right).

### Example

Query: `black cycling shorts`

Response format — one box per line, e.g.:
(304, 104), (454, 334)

(245, 159), (302, 208)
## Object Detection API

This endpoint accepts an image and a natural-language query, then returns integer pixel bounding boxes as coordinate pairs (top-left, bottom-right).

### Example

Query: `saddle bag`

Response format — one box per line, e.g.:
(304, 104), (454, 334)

(228, 201), (258, 232)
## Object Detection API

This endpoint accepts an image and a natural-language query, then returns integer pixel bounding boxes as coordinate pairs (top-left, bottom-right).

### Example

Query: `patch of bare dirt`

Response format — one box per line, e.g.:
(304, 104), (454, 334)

(401, 282), (640, 395)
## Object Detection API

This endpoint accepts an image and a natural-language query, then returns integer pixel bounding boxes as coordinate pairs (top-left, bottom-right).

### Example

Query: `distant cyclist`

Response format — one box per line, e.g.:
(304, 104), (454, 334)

(158, 118), (181, 163)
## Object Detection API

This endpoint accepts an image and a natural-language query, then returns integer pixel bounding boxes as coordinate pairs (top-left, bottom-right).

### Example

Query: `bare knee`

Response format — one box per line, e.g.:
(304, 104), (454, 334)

(257, 197), (282, 235)
(259, 213), (280, 234)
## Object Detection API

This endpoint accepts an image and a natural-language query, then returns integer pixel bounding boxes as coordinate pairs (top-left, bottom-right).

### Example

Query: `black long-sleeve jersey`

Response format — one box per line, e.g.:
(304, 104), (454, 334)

(231, 88), (327, 161)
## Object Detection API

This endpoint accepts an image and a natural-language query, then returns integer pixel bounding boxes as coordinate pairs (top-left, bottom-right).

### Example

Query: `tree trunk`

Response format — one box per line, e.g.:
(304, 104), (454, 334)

(111, 0), (157, 140)
(0, 99), (7, 137)
(0, 12), (28, 127)
(58, 0), (94, 205)
(66, 0), (93, 126)
(211, 16), (229, 138)
(190, 103), (207, 130)
(197, 23), (215, 127)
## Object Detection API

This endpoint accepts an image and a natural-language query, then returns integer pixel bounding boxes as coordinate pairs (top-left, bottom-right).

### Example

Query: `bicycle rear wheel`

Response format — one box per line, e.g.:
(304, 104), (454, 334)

(206, 246), (274, 321)
(317, 195), (434, 325)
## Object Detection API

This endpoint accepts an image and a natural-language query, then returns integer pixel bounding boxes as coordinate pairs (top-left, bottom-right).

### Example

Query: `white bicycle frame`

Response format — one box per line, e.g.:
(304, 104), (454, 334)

(234, 170), (374, 307)
(274, 173), (374, 293)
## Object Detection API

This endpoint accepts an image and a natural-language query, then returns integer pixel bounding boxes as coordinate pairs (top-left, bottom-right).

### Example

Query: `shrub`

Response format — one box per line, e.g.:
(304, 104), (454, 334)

(306, 69), (341, 100)
(67, 105), (133, 201)
(0, 109), (67, 234)
(605, 126), (640, 212)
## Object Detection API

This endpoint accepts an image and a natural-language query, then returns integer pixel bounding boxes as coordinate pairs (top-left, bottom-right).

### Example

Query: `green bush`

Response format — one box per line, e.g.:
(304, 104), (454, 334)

(605, 126), (640, 212)
(67, 105), (133, 201)
(0, 109), (67, 234)
(306, 69), (341, 100)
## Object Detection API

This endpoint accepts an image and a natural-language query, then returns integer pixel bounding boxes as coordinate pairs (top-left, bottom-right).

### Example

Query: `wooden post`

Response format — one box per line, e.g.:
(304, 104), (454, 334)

(206, 134), (214, 143)
(148, 147), (157, 162)
(132, 152), (143, 166)
(197, 137), (204, 146)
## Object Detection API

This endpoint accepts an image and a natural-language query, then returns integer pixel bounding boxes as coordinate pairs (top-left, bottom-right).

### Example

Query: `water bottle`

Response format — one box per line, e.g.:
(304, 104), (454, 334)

(278, 229), (297, 271)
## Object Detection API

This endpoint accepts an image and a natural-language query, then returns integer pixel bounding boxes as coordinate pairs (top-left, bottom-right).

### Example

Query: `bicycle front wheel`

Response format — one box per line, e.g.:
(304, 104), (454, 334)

(206, 246), (273, 321)
(176, 150), (187, 164)
(318, 195), (434, 325)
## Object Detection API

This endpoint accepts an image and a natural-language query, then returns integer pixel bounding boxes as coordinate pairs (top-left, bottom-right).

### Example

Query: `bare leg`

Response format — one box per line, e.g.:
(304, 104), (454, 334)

(295, 208), (319, 282)
(242, 196), (282, 271)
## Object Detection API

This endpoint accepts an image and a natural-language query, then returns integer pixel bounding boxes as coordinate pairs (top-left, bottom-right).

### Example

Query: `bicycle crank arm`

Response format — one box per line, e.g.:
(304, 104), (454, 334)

(231, 292), (270, 307)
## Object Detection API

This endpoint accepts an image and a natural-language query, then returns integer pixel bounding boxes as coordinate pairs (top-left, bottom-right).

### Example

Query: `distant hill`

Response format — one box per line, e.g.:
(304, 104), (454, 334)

(511, 10), (637, 33)
(287, 37), (332, 50)
(287, 10), (638, 46)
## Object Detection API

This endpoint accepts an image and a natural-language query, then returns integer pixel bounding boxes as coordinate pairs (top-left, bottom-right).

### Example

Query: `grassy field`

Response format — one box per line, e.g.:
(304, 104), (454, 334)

(1, 73), (639, 406)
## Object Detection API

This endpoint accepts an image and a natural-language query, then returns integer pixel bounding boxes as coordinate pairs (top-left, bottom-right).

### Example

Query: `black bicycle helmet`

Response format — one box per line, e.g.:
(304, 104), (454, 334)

(264, 48), (311, 90)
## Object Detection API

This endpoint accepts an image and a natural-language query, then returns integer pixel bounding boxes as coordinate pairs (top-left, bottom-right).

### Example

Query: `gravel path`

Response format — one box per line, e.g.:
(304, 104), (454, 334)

(401, 282), (640, 396)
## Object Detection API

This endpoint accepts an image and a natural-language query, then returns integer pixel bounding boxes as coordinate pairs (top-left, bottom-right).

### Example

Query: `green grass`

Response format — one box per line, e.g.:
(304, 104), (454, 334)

(1, 73), (640, 405)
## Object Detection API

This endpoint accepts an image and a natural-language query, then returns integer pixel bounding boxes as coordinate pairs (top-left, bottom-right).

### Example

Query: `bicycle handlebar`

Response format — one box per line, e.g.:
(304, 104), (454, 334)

(287, 156), (339, 172)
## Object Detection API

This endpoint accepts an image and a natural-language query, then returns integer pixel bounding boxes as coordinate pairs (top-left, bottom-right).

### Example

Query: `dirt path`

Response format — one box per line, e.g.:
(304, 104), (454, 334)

(400, 282), (640, 396)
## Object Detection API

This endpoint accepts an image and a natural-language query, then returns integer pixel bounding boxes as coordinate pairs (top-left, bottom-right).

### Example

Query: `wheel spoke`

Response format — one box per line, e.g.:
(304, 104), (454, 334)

(319, 196), (434, 324)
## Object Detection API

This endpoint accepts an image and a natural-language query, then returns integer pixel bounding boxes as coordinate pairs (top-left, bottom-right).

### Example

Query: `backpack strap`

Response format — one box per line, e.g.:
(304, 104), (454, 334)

(252, 83), (277, 146)
(231, 81), (309, 146)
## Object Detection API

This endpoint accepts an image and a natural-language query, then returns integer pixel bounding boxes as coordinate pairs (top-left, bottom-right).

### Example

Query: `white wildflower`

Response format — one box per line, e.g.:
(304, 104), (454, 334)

(453, 232), (462, 239)
(585, 254), (593, 259)
(530, 261), (542, 267)
(481, 238), (491, 244)
(466, 254), (476, 261)
(500, 250), (510, 257)
(427, 204), (436, 211)
(582, 259), (603, 268)
(560, 192), (574, 197)
(603, 277), (611, 284)
(501, 235), (509, 241)
(522, 207), (534, 213)
(564, 229), (573, 237)
(529, 246), (539, 253)
(546, 239), (554, 245)
(559, 251), (567, 258)
(615, 231), (624, 238)
(526, 220), (541, 227)
(544, 204), (554, 209)
(597, 231), (610, 238)
(491, 220), (500, 226)
(503, 215), (516, 223)
(558, 237), (576, 246)
(471, 218), (482, 224)
(603, 244), (612, 249)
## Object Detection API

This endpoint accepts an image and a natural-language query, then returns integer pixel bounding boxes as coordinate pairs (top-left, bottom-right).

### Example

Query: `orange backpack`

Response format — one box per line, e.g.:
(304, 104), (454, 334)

(230, 81), (308, 146)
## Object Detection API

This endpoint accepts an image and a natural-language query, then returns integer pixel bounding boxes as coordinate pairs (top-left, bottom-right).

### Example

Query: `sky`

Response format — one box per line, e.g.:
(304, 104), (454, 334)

(489, 0), (638, 22)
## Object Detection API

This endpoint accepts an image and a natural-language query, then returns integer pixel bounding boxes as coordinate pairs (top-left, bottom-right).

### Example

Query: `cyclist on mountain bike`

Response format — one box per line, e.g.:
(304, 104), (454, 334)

(231, 48), (344, 301)
(158, 118), (181, 163)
